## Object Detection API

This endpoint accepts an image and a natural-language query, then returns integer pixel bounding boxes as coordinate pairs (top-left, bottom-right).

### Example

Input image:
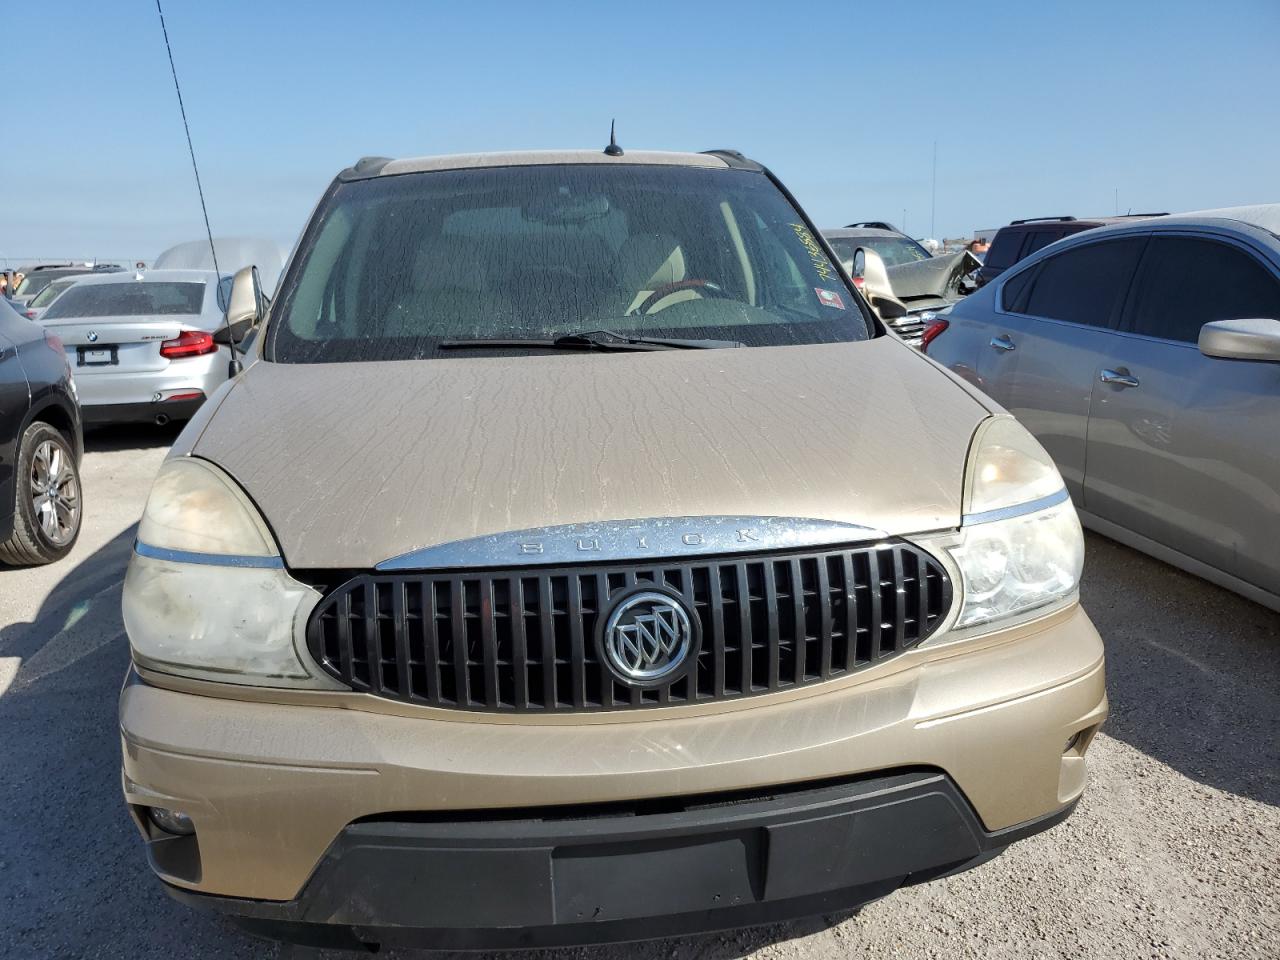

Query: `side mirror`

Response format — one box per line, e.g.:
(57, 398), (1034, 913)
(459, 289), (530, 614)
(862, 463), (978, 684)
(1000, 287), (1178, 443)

(212, 318), (254, 346)
(224, 264), (264, 336)
(855, 246), (910, 322)
(1198, 318), (1280, 362)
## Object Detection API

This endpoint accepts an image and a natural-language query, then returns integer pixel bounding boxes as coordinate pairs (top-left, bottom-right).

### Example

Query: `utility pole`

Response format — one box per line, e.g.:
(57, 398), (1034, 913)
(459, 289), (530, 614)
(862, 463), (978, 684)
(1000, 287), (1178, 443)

(930, 141), (938, 238)
(1115, 187), (1119, 216)
(902, 208), (907, 234)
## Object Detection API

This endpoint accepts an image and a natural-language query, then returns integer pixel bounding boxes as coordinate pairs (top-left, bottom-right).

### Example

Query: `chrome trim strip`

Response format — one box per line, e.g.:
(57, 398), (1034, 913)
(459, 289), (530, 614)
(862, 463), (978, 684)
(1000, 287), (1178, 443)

(376, 516), (890, 572)
(962, 487), (1070, 526)
(133, 540), (284, 569)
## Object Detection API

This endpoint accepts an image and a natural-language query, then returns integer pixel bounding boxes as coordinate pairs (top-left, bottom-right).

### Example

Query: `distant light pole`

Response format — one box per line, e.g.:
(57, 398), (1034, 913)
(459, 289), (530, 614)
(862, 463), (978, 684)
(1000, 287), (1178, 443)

(930, 141), (938, 239)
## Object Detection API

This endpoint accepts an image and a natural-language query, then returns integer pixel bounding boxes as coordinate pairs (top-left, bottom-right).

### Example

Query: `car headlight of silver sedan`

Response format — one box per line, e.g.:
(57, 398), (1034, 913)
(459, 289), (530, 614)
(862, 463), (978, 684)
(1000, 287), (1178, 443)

(947, 417), (1085, 631)
(122, 457), (327, 686)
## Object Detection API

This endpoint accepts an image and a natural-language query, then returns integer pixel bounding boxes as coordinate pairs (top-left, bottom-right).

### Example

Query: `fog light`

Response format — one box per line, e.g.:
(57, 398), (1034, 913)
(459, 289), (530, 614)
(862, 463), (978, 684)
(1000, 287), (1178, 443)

(149, 806), (195, 836)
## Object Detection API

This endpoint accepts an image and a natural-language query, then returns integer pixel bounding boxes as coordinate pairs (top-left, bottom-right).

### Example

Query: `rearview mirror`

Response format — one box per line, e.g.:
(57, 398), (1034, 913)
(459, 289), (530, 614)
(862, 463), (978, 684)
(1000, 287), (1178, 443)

(1198, 318), (1280, 362)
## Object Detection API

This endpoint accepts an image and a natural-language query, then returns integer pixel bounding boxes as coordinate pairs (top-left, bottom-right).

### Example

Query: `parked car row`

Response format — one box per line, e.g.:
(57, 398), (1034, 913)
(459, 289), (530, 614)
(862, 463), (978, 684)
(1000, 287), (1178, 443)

(5, 143), (1275, 953)
(6, 262), (125, 306)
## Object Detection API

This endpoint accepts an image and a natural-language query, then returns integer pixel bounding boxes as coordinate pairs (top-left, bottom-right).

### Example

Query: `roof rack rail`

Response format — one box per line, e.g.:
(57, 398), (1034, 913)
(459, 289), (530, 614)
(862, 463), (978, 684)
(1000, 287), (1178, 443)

(844, 221), (901, 232)
(1117, 212), (1169, 218)
(701, 149), (763, 171)
(1009, 216), (1078, 225)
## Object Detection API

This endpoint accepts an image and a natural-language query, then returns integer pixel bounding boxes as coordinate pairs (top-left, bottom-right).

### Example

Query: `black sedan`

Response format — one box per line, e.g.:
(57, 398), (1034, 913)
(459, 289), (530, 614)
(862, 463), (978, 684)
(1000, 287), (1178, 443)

(0, 297), (83, 564)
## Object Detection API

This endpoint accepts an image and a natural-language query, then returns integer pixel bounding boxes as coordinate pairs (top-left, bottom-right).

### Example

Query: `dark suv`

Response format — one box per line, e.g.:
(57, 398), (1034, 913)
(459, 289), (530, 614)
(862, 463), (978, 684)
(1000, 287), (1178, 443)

(977, 215), (1165, 287)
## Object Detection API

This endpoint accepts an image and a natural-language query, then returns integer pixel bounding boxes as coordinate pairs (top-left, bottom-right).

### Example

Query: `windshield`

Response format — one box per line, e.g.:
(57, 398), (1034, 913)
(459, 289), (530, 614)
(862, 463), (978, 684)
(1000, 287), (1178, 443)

(15, 271), (79, 297)
(828, 236), (932, 268)
(42, 281), (206, 319)
(268, 165), (872, 363)
(29, 278), (77, 308)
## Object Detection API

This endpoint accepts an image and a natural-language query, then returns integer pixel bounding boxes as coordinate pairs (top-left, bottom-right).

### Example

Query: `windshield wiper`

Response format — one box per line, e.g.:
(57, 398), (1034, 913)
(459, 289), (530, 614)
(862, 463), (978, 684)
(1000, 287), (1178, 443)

(438, 330), (744, 352)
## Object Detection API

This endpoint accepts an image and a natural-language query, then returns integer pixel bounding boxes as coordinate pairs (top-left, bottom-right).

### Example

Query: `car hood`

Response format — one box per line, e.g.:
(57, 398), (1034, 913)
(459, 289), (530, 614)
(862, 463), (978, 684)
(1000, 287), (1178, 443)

(190, 337), (992, 569)
(885, 251), (981, 303)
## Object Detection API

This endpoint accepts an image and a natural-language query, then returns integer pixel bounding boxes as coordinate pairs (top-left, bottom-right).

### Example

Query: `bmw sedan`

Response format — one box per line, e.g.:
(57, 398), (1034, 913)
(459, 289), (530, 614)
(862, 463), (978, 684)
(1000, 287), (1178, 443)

(36, 269), (235, 426)
(925, 206), (1280, 612)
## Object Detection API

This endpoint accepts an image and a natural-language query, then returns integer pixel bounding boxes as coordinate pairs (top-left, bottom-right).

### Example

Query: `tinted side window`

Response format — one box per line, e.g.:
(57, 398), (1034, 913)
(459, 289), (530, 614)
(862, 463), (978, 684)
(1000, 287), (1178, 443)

(1023, 230), (1063, 257)
(1123, 236), (1280, 343)
(1000, 265), (1038, 312)
(985, 229), (1023, 270)
(1022, 238), (1145, 328)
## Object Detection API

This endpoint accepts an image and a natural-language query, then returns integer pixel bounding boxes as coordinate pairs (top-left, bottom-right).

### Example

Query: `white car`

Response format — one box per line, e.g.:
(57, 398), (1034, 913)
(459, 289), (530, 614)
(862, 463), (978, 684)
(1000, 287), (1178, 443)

(37, 269), (236, 426)
(19, 276), (83, 322)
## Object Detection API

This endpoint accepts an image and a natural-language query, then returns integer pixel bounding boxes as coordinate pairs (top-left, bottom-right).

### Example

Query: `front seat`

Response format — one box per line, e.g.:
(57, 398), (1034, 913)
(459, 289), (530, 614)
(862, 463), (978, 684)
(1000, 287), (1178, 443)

(380, 237), (514, 339)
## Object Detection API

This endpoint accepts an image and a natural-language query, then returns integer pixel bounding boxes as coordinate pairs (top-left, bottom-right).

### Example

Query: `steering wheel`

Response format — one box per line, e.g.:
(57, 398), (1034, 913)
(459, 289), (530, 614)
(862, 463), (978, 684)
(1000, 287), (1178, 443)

(637, 279), (730, 315)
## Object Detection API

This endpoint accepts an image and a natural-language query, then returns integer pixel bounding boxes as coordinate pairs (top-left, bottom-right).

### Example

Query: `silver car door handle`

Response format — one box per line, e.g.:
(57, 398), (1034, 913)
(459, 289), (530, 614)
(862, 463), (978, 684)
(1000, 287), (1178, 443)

(990, 335), (1016, 352)
(1100, 368), (1140, 388)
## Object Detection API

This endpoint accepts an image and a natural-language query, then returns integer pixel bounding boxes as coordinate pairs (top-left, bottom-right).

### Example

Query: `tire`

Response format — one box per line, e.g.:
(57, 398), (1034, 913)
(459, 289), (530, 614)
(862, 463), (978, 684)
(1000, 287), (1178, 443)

(0, 421), (83, 566)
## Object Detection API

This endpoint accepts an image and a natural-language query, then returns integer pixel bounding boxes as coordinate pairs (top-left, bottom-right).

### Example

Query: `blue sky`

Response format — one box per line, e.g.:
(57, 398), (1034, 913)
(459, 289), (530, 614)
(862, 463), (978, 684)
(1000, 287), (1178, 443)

(5, 0), (1278, 264)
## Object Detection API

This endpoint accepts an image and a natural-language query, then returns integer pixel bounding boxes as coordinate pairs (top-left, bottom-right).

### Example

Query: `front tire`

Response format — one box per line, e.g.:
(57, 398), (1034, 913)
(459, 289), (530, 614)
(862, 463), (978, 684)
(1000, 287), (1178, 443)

(0, 422), (83, 565)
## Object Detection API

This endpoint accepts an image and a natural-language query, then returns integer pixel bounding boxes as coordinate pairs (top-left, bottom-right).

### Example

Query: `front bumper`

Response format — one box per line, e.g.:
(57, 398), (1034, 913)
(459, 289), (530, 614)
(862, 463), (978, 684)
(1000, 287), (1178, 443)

(167, 771), (1076, 951)
(121, 604), (1106, 943)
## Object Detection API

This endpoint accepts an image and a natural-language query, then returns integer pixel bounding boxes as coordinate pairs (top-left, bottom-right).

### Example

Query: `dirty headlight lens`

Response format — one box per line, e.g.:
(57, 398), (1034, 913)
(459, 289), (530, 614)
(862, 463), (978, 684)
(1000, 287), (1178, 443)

(123, 457), (323, 686)
(949, 417), (1084, 630)
(950, 499), (1083, 628)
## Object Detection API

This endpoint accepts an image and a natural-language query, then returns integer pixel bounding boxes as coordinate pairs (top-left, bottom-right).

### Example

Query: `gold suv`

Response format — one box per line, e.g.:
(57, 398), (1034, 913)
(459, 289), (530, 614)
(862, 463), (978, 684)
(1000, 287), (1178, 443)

(119, 147), (1107, 951)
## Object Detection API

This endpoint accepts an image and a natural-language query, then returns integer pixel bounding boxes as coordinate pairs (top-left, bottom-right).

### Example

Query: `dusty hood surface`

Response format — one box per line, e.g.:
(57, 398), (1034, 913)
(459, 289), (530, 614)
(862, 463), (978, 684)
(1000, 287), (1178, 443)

(192, 337), (991, 569)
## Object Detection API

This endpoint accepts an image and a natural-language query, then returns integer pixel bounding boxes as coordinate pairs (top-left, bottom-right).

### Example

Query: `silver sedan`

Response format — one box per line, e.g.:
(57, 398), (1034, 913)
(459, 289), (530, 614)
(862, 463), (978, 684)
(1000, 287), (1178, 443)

(924, 207), (1280, 612)
(36, 269), (234, 426)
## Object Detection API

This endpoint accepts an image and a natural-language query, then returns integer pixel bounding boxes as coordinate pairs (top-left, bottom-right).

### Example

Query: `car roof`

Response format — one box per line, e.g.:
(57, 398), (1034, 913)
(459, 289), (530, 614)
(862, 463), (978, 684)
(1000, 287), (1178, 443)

(821, 228), (906, 240)
(998, 215), (1162, 231)
(991, 214), (1280, 285)
(345, 149), (736, 180)
(1170, 203), (1280, 236)
(57, 268), (225, 287)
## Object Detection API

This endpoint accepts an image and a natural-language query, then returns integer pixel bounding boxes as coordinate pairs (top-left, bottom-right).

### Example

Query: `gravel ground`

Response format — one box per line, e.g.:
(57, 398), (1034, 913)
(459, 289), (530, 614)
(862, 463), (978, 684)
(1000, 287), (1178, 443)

(0, 426), (1276, 959)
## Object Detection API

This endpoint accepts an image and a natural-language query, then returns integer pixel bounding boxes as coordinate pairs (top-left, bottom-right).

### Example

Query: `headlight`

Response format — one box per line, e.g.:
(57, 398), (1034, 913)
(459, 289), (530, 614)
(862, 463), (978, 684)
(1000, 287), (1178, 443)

(122, 457), (326, 686)
(948, 417), (1084, 631)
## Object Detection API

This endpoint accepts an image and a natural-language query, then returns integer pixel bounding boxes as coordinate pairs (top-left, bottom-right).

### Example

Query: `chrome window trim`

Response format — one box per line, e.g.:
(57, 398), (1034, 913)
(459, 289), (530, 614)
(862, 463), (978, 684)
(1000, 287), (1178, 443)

(962, 487), (1070, 526)
(376, 516), (890, 572)
(133, 540), (284, 569)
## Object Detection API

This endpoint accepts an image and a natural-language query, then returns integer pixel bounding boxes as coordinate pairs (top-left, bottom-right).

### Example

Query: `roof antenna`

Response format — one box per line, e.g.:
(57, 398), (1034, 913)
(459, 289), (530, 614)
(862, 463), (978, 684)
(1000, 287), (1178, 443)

(603, 119), (624, 157)
(154, 0), (240, 377)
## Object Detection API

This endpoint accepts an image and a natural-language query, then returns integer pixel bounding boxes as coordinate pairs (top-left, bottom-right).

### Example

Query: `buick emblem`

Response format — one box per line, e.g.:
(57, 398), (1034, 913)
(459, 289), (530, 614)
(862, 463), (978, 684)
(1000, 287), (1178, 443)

(86, 331), (99, 342)
(601, 589), (696, 685)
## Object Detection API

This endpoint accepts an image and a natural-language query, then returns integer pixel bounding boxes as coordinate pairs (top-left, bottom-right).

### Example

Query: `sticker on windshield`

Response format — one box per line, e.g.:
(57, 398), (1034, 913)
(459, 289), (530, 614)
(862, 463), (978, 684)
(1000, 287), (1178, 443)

(815, 287), (845, 309)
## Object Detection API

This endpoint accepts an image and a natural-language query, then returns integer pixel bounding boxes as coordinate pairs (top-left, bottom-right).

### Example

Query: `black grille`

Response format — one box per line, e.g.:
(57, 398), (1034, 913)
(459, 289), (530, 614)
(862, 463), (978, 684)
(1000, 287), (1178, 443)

(306, 542), (951, 713)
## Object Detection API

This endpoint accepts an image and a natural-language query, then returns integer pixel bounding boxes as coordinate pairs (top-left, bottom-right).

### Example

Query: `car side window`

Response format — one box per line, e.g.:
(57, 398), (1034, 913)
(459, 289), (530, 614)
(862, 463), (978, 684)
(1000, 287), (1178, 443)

(1021, 238), (1145, 328)
(216, 276), (234, 312)
(984, 230), (1023, 270)
(1121, 236), (1280, 343)
(1022, 230), (1062, 257)
(1000, 265), (1038, 313)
